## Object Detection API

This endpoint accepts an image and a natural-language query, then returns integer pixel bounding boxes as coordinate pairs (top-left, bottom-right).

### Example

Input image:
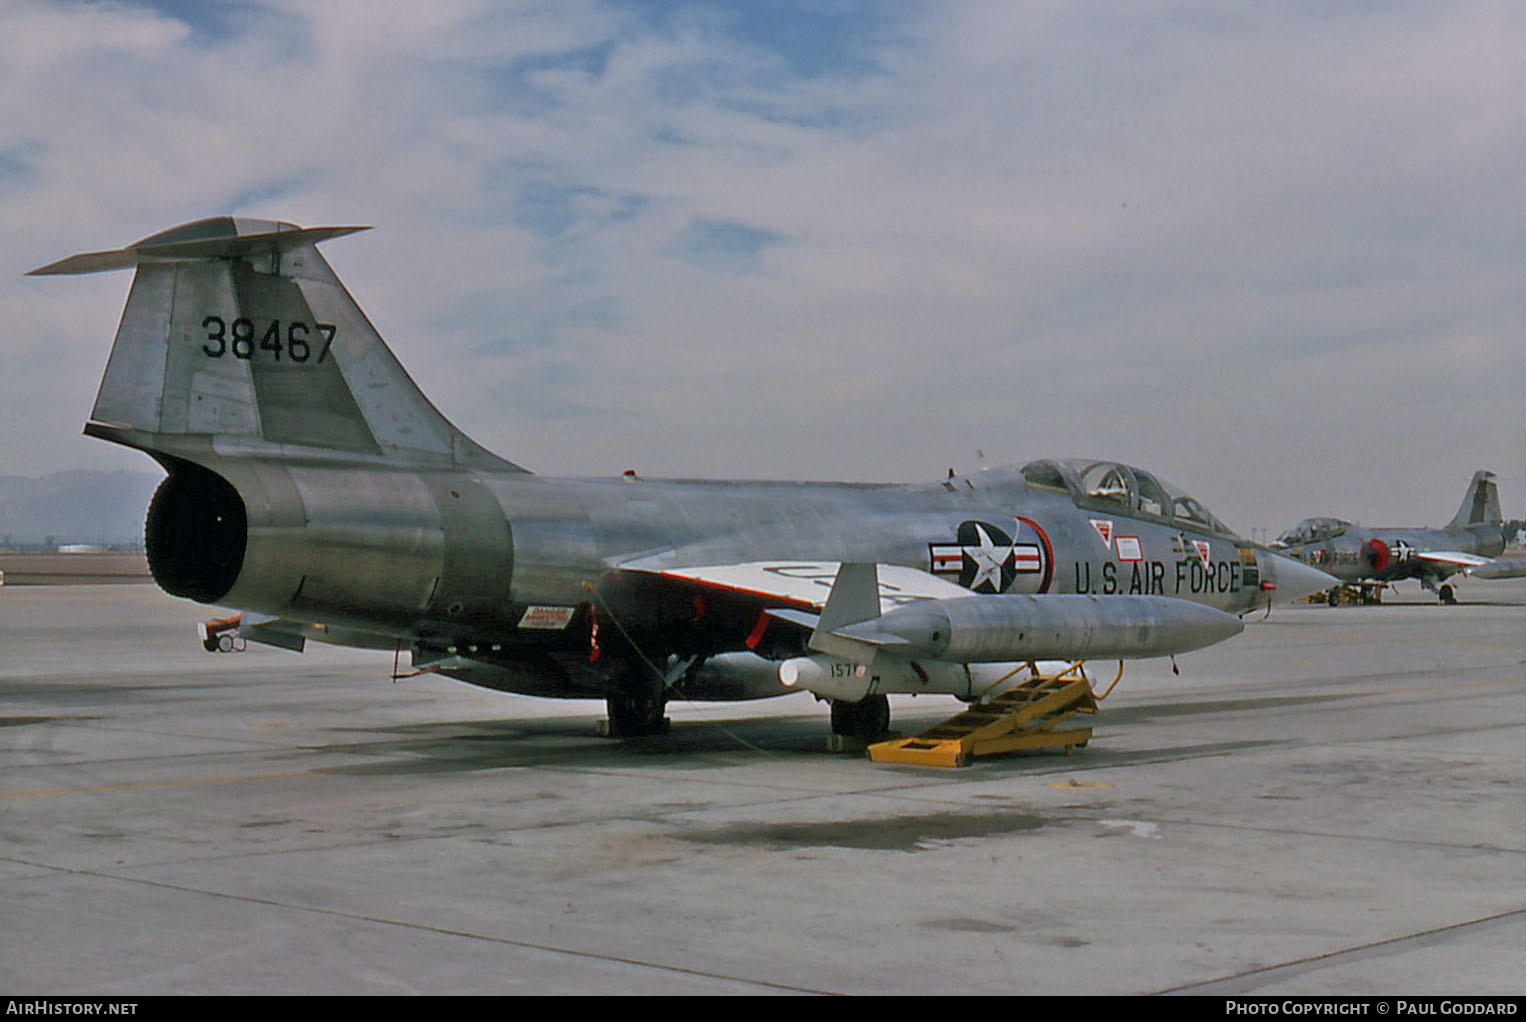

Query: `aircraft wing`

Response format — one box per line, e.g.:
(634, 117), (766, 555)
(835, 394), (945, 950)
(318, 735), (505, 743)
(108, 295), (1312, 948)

(620, 560), (972, 613)
(606, 560), (970, 661)
(1414, 551), (1492, 569)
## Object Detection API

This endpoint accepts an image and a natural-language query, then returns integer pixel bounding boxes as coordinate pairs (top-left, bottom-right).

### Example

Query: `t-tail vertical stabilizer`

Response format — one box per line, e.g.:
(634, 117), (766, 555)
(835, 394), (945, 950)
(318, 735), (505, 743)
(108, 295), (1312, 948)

(1447, 470), (1500, 531)
(29, 217), (522, 473)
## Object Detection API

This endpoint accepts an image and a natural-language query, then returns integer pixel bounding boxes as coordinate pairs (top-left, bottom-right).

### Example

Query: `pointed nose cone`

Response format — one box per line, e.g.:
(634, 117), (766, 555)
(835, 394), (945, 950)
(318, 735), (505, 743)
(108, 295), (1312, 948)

(1145, 598), (1245, 654)
(1265, 551), (1338, 603)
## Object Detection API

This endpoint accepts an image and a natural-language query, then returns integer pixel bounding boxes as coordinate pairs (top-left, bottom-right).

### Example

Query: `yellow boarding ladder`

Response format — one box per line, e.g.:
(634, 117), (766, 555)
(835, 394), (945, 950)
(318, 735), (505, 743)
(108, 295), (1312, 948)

(867, 663), (1102, 768)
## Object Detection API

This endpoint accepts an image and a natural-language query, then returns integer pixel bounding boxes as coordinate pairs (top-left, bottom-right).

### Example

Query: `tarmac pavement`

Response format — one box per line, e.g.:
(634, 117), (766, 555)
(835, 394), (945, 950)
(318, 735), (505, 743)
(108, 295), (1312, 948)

(1, 579), (1522, 995)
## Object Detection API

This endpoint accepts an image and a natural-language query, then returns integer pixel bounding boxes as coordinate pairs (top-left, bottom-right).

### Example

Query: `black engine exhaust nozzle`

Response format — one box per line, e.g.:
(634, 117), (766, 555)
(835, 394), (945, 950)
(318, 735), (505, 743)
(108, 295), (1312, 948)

(145, 462), (247, 603)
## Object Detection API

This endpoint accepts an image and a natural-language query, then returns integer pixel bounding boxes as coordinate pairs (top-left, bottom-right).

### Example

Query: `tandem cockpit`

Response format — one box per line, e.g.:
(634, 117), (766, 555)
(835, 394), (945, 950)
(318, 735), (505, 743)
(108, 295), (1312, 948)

(1274, 517), (1353, 548)
(1019, 458), (1237, 535)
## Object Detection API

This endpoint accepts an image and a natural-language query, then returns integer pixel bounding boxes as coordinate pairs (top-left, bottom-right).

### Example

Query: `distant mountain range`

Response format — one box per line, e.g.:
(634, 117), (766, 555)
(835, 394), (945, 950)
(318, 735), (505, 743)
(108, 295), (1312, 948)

(0, 469), (163, 547)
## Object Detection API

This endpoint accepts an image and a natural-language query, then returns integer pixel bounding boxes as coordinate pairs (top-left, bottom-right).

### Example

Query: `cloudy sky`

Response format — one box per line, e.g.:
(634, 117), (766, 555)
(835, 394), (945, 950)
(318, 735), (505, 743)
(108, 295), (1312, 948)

(3, 0), (1523, 536)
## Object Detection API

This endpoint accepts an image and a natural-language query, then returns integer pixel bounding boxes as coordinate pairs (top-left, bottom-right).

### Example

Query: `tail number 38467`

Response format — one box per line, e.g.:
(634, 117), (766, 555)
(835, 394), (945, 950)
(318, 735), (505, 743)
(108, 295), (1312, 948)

(201, 316), (336, 363)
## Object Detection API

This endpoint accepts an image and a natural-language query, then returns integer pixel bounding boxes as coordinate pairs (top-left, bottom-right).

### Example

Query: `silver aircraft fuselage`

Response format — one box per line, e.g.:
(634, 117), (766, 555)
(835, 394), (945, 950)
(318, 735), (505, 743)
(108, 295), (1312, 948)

(134, 441), (1313, 699)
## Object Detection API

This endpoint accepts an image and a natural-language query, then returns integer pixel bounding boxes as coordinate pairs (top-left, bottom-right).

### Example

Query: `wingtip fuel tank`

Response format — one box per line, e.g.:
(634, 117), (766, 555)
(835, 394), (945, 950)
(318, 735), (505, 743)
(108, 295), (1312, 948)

(832, 592), (1244, 664)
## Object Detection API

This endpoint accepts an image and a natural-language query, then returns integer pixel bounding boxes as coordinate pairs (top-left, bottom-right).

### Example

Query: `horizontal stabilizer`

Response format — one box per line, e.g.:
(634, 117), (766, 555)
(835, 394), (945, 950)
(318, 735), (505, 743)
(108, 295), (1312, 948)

(28, 219), (369, 275)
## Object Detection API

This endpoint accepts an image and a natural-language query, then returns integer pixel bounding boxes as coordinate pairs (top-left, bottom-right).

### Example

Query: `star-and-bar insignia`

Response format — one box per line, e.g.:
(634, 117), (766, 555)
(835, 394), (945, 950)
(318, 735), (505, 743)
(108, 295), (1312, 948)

(930, 546), (964, 574)
(930, 520), (1046, 594)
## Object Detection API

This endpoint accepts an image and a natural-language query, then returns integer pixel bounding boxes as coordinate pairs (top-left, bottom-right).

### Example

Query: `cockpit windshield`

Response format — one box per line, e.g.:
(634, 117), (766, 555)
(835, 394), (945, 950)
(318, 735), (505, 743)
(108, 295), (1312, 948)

(1021, 458), (1235, 535)
(1276, 517), (1350, 546)
(1079, 463), (1135, 508)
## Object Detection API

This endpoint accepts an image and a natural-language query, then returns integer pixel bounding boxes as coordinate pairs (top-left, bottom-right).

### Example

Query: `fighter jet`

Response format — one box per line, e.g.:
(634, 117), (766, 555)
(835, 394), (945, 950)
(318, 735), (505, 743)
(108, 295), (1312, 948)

(1274, 471), (1507, 605)
(31, 218), (1334, 742)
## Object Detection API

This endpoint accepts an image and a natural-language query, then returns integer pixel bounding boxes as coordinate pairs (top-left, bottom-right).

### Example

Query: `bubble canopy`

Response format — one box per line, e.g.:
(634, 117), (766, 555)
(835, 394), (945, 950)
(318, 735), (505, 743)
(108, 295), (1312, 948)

(1020, 459), (1236, 536)
(1276, 517), (1352, 546)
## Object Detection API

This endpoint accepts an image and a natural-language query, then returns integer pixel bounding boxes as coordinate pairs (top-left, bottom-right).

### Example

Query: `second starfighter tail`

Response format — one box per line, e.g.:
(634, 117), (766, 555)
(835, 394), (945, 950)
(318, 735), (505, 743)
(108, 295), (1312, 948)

(30, 217), (522, 473)
(1447, 470), (1500, 530)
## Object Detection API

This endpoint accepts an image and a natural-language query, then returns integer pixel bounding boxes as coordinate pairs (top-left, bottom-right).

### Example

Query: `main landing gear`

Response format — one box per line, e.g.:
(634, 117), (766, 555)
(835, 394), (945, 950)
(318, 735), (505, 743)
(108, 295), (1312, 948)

(1438, 583), (1457, 605)
(829, 694), (891, 742)
(603, 664), (670, 737)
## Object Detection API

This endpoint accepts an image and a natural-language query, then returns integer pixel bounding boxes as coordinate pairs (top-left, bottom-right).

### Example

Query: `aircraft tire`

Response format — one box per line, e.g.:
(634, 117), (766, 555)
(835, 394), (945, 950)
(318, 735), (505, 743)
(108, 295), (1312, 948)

(606, 667), (667, 737)
(1439, 584), (1456, 606)
(830, 694), (891, 740)
(1326, 590), (1340, 607)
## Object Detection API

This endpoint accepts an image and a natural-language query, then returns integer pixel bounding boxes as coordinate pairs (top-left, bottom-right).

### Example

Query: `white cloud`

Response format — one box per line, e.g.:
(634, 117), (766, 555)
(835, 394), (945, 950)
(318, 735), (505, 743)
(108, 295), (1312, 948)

(3, 0), (1523, 532)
